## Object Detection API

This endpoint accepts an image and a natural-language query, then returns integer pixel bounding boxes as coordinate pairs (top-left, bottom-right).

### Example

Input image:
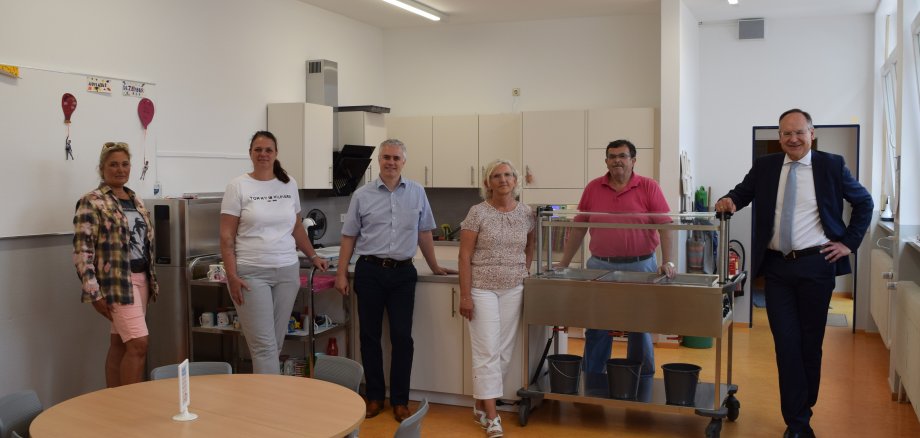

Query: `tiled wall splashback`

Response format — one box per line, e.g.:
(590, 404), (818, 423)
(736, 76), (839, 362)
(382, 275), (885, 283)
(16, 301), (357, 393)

(300, 188), (482, 246)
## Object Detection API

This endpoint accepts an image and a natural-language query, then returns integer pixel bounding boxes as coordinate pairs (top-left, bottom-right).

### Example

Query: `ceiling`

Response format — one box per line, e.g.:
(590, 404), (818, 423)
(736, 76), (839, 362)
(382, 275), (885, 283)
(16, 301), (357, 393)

(297, 0), (879, 29)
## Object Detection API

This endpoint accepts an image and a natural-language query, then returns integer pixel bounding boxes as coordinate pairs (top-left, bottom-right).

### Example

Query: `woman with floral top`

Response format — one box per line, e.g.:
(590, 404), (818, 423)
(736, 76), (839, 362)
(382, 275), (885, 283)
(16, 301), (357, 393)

(459, 159), (535, 438)
(73, 142), (158, 387)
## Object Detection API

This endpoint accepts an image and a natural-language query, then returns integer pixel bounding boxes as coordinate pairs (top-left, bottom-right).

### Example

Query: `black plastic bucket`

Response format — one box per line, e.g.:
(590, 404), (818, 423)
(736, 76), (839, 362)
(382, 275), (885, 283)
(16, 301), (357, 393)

(662, 363), (702, 406)
(606, 358), (641, 400)
(547, 354), (582, 394)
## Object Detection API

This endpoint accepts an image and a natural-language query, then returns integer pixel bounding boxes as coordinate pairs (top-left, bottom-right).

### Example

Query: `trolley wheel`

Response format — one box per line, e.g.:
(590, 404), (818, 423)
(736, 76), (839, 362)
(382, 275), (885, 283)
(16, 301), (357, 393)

(705, 418), (722, 438)
(518, 397), (531, 427)
(724, 395), (740, 422)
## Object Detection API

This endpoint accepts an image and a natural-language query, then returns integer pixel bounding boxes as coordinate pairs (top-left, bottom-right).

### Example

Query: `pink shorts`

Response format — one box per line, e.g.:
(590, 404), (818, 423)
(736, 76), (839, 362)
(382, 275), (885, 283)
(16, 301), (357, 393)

(109, 272), (150, 343)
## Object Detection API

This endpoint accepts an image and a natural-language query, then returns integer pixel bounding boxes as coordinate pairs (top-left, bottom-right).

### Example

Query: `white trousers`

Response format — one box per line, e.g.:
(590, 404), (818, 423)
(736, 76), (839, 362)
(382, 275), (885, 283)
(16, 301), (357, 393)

(468, 284), (523, 400)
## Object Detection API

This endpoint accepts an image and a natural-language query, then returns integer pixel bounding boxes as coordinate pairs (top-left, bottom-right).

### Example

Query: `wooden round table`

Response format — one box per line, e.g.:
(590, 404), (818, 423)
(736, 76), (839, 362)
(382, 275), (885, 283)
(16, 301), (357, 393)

(31, 374), (364, 437)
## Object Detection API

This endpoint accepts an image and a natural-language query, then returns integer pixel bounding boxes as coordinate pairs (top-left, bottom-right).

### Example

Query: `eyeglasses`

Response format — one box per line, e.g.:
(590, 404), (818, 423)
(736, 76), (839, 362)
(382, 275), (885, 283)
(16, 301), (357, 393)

(606, 153), (633, 160)
(779, 130), (810, 139)
(103, 142), (129, 149)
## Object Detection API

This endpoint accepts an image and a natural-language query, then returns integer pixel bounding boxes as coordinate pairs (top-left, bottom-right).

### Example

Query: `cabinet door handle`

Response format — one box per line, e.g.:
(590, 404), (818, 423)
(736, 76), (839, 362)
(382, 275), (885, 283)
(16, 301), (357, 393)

(470, 166), (474, 186)
(451, 287), (457, 317)
(328, 166), (333, 185)
(425, 166), (429, 186)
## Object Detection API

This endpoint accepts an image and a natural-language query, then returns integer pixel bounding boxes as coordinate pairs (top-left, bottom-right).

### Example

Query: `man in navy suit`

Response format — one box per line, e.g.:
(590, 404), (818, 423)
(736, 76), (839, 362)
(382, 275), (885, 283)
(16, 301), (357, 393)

(715, 109), (873, 438)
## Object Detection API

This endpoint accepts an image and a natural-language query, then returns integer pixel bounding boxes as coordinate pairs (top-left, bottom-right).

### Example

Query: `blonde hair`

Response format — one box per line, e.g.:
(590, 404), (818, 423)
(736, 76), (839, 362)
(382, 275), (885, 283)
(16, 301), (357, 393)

(98, 142), (131, 179)
(480, 159), (522, 200)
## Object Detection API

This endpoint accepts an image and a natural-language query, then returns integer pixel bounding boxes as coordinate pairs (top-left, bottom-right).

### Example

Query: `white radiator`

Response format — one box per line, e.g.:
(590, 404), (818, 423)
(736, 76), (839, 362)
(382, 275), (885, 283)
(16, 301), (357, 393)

(894, 281), (920, 422)
(870, 249), (894, 347)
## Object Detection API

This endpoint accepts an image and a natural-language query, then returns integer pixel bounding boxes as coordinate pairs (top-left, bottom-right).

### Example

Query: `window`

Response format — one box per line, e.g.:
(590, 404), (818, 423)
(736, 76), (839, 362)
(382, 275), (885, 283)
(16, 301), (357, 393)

(881, 54), (899, 214)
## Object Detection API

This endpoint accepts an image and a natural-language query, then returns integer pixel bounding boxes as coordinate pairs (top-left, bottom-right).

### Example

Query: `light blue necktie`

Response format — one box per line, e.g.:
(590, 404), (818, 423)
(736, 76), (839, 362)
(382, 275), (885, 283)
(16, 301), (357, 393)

(779, 161), (801, 255)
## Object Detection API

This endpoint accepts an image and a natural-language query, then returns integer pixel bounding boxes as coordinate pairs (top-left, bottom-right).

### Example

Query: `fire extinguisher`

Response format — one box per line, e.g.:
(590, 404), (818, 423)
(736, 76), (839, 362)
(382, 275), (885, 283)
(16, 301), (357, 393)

(728, 239), (746, 296)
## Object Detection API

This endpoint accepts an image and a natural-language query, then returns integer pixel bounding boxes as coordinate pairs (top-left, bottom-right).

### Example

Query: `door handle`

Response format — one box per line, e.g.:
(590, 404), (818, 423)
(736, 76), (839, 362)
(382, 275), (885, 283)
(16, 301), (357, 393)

(451, 287), (457, 317)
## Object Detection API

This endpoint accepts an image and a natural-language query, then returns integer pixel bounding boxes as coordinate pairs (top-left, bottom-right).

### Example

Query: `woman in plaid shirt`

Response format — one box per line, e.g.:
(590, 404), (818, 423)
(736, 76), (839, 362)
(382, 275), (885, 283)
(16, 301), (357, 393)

(73, 142), (158, 387)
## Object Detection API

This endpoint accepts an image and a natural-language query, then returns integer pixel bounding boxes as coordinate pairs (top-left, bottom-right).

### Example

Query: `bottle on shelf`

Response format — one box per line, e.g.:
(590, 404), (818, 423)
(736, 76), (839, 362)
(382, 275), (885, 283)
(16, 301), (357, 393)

(325, 337), (339, 356)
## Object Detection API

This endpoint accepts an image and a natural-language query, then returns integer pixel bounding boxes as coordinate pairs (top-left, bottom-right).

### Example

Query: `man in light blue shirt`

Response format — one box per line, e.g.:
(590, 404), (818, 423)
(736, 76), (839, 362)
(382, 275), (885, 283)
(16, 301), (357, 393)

(336, 139), (455, 422)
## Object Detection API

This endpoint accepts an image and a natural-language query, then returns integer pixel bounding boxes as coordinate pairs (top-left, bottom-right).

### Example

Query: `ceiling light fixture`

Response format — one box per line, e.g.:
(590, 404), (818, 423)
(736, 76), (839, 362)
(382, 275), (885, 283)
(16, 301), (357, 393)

(728, 0), (739, 4)
(380, 0), (444, 21)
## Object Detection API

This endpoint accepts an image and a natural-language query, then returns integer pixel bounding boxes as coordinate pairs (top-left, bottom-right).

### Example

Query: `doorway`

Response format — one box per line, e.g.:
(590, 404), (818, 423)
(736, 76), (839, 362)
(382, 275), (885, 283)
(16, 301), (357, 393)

(750, 124), (860, 331)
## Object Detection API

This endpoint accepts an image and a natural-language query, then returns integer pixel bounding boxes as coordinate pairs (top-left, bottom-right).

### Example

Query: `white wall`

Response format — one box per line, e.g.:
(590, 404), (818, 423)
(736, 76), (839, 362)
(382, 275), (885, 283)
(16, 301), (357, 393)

(0, 0), (385, 405)
(696, 14), (876, 328)
(382, 15), (661, 115)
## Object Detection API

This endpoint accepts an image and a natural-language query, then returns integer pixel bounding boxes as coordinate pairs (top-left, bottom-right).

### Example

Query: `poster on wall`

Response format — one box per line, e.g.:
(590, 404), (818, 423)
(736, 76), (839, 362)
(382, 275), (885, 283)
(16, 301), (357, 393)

(0, 64), (19, 78)
(86, 76), (111, 94)
(122, 80), (147, 97)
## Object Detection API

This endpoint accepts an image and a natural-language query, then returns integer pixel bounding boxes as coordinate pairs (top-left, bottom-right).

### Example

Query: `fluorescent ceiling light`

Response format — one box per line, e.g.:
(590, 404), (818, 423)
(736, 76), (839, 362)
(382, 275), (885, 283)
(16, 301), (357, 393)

(380, 0), (444, 21)
(728, 0), (739, 4)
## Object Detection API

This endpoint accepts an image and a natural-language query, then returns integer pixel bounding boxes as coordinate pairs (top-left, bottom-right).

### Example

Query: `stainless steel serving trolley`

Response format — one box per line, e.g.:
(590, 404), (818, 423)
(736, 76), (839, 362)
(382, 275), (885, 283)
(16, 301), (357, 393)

(516, 210), (745, 438)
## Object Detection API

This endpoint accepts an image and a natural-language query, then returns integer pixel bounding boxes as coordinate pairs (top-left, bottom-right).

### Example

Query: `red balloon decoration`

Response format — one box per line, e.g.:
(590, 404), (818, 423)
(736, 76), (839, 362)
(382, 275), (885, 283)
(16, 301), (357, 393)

(138, 98), (155, 129)
(62, 93), (77, 124)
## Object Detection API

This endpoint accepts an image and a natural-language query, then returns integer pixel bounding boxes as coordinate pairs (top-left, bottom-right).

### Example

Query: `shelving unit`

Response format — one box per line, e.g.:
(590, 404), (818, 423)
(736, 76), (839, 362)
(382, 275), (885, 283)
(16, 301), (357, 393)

(186, 257), (351, 375)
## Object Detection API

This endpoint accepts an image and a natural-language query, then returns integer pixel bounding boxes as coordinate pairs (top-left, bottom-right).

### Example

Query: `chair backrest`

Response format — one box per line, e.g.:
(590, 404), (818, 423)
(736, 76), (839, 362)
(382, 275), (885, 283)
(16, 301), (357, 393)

(0, 389), (43, 438)
(393, 399), (429, 438)
(149, 361), (232, 381)
(313, 356), (363, 393)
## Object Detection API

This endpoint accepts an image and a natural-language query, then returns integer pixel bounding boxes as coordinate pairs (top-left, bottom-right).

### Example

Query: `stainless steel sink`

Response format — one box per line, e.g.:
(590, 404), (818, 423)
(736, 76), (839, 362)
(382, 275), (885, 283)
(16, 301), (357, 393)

(535, 268), (608, 281)
(595, 270), (718, 287)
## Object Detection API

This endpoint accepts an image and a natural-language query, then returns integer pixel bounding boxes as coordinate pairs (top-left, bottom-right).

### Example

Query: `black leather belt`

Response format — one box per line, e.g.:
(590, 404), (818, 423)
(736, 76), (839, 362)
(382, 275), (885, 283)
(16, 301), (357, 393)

(594, 253), (654, 264)
(770, 245), (824, 261)
(361, 255), (413, 268)
(130, 259), (149, 273)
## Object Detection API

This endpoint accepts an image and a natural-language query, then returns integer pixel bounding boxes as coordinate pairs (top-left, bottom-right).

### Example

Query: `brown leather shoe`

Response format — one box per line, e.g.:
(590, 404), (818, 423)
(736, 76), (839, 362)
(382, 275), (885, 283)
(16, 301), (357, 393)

(365, 399), (384, 418)
(392, 404), (412, 422)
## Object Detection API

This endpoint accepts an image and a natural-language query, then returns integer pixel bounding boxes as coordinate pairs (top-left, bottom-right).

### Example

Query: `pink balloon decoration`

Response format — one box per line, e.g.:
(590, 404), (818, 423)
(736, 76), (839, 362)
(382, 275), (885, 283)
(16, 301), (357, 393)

(138, 98), (155, 129)
(62, 93), (77, 124)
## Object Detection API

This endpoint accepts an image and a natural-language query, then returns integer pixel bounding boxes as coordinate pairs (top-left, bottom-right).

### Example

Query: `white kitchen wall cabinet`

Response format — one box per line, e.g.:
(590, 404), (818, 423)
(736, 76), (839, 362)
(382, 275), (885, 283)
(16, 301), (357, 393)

(338, 111), (387, 183)
(585, 107), (657, 182)
(433, 115), (479, 188)
(478, 113), (523, 184)
(387, 116), (433, 186)
(410, 282), (464, 394)
(267, 103), (334, 189)
(522, 110), (586, 189)
(587, 108), (656, 150)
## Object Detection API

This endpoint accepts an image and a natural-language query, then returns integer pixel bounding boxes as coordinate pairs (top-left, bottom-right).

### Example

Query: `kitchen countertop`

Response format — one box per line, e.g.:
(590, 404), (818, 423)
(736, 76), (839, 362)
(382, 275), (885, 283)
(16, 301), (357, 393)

(301, 257), (460, 284)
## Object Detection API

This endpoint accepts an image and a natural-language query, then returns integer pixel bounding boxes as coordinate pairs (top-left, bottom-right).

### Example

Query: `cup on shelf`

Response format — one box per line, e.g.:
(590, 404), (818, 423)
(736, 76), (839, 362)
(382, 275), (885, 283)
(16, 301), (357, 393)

(199, 312), (216, 328)
(207, 264), (226, 282)
(217, 311), (231, 327)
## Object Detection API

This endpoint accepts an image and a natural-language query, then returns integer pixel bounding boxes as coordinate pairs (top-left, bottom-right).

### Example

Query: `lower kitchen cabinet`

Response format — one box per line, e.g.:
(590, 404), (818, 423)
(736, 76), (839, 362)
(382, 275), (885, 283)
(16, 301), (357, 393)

(410, 282), (465, 394)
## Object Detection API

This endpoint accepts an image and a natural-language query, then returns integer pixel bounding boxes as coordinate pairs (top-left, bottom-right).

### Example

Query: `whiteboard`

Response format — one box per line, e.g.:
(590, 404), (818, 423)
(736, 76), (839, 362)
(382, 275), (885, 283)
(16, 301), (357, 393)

(0, 67), (157, 238)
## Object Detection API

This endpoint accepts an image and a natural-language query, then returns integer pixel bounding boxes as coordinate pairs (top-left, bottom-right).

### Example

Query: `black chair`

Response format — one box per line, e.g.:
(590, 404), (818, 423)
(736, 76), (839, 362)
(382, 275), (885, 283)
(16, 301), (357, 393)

(149, 361), (232, 380)
(0, 389), (43, 438)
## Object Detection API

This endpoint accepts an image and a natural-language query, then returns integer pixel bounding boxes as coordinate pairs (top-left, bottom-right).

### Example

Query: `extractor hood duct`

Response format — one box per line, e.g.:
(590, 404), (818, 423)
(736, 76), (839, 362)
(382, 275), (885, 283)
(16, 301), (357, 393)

(306, 59), (337, 107)
(306, 59), (376, 196)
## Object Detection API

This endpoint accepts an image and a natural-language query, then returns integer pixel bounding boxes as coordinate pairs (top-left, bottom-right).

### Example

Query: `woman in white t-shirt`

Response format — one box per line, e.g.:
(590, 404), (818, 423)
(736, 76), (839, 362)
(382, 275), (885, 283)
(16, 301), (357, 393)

(458, 159), (535, 438)
(219, 131), (329, 374)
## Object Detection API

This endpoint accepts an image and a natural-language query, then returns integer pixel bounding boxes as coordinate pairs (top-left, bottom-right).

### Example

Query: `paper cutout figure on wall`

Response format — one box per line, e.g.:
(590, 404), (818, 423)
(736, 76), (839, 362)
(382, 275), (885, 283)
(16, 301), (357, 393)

(62, 93), (78, 161)
(137, 98), (155, 180)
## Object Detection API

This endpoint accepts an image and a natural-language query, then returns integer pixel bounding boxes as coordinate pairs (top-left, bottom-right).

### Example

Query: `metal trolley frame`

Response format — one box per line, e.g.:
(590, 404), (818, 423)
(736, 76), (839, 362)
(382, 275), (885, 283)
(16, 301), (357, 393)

(517, 211), (744, 438)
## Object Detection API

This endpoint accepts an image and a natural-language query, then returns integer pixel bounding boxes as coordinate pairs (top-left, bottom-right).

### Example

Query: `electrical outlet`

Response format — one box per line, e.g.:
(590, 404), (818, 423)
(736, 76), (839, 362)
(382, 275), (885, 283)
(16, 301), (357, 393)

(512, 88), (521, 97)
(340, 213), (346, 223)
